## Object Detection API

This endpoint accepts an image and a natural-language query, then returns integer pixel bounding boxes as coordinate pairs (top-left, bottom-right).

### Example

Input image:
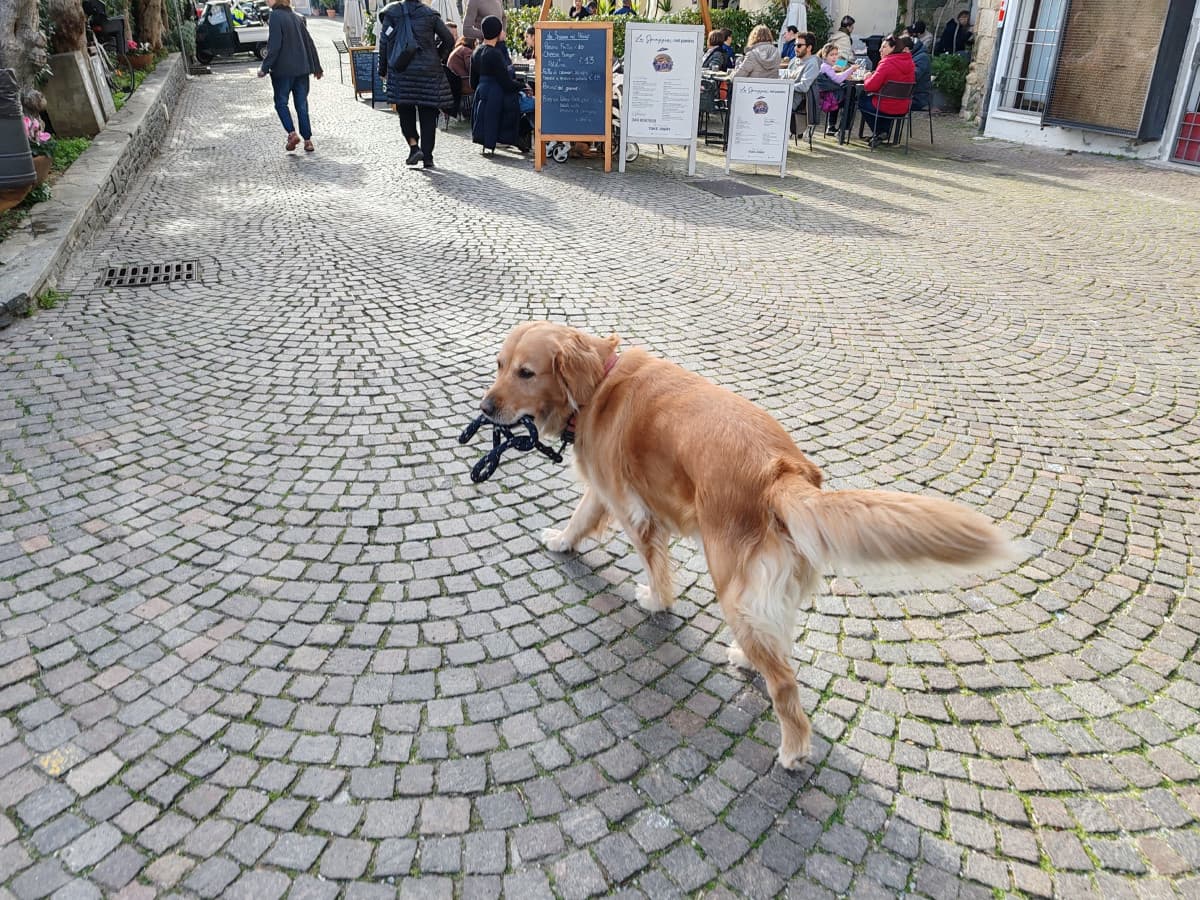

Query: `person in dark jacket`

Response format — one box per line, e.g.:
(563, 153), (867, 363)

(378, 0), (454, 169)
(702, 29), (731, 71)
(471, 15), (528, 155)
(906, 30), (931, 110)
(257, 0), (323, 153)
(937, 11), (973, 57)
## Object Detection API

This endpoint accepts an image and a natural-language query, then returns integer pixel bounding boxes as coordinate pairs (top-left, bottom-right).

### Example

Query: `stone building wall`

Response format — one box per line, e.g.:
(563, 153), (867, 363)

(962, 0), (1000, 122)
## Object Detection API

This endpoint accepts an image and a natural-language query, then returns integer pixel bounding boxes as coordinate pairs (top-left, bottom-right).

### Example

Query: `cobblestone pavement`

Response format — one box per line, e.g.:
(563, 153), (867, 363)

(2, 22), (1200, 899)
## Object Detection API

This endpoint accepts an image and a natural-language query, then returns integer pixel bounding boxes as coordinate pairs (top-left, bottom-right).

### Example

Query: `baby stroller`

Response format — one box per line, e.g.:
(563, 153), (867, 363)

(611, 63), (639, 163)
(545, 62), (638, 164)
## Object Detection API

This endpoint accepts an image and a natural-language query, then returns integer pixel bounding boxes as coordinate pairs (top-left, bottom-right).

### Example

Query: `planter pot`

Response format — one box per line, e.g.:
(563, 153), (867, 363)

(0, 184), (31, 212)
(931, 87), (961, 113)
(32, 155), (52, 185)
(128, 53), (154, 70)
(325, 8), (337, 15)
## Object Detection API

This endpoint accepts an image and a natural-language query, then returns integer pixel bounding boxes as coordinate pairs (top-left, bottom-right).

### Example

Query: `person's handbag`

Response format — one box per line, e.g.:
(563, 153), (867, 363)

(386, 3), (419, 73)
(819, 90), (839, 112)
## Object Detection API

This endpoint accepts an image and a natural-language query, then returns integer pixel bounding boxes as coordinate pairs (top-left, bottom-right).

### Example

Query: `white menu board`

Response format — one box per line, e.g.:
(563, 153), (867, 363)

(620, 23), (704, 175)
(725, 77), (793, 176)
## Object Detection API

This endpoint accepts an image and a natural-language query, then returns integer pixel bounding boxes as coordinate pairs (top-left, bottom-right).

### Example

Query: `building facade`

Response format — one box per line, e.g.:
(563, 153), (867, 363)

(980, 0), (1200, 167)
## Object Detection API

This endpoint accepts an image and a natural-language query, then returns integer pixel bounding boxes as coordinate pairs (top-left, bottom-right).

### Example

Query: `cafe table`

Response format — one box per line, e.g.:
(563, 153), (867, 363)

(837, 75), (868, 145)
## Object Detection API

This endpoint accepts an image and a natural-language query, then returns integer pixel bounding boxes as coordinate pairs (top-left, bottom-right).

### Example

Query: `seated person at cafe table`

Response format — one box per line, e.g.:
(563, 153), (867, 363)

(702, 30), (733, 71)
(780, 25), (799, 60)
(903, 24), (931, 110)
(816, 42), (860, 134)
(786, 32), (820, 113)
(568, 0), (589, 17)
(612, 0), (635, 14)
(732, 25), (781, 78)
(857, 34), (915, 144)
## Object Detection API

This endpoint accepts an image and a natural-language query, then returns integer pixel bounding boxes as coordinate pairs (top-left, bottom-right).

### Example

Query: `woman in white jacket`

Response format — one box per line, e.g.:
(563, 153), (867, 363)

(732, 25), (781, 78)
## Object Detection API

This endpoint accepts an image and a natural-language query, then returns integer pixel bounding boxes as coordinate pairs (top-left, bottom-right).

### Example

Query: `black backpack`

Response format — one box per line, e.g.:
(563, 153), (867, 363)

(386, 2), (419, 73)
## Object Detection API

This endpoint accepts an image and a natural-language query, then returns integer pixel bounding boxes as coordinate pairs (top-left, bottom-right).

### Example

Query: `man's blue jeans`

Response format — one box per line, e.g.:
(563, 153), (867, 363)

(271, 74), (312, 139)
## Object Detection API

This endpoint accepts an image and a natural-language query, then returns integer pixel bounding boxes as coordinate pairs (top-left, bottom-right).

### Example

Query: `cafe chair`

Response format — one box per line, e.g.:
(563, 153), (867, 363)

(791, 85), (820, 151)
(333, 40), (350, 84)
(699, 76), (731, 150)
(903, 101), (935, 145)
(858, 81), (915, 153)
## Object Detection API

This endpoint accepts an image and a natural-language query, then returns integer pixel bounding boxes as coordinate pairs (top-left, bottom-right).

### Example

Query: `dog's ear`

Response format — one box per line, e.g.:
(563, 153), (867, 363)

(554, 331), (620, 411)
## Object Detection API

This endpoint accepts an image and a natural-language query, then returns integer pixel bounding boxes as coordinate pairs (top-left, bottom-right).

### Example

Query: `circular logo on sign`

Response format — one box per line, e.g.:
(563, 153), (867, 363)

(753, 98), (769, 114)
(652, 51), (673, 72)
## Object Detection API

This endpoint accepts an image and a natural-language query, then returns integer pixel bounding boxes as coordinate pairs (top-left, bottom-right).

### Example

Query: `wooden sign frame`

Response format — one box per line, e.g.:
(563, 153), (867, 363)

(349, 45), (377, 100)
(724, 76), (793, 177)
(533, 21), (614, 173)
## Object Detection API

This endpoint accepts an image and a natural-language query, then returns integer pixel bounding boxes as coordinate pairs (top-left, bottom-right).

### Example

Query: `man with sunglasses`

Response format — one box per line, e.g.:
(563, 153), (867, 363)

(786, 32), (820, 119)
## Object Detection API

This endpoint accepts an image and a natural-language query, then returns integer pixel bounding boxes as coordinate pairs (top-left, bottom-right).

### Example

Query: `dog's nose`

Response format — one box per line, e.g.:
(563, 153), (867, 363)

(480, 396), (497, 417)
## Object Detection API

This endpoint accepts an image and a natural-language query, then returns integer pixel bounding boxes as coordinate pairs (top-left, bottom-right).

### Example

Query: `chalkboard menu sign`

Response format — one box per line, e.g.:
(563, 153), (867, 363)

(351, 48), (385, 104)
(534, 21), (612, 172)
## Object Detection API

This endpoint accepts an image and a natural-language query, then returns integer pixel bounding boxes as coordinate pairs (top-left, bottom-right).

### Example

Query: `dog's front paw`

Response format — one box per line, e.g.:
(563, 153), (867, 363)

(777, 741), (811, 771)
(541, 528), (575, 553)
(635, 584), (668, 613)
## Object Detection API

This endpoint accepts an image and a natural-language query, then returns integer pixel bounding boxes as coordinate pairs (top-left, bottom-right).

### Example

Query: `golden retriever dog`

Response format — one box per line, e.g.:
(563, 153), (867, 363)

(480, 322), (1011, 769)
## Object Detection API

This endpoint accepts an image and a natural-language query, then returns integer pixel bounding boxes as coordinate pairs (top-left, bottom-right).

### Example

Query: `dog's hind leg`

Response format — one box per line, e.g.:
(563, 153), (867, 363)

(543, 487), (610, 553)
(709, 538), (813, 770)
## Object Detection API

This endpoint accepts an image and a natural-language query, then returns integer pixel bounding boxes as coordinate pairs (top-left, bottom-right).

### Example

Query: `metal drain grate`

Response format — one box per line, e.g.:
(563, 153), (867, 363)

(101, 260), (201, 288)
(687, 178), (771, 198)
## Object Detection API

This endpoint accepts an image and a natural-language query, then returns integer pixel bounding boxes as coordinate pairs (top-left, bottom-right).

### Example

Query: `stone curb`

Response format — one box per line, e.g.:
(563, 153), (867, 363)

(0, 53), (188, 328)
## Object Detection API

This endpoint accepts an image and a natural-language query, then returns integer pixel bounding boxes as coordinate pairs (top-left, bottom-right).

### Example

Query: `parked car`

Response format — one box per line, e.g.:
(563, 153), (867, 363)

(196, 0), (270, 63)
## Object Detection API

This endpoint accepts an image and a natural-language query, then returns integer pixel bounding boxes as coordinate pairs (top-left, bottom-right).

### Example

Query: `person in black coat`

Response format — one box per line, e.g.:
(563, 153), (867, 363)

(470, 16), (528, 155)
(379, 0), (454, 169)
(937, 11), (973, 57)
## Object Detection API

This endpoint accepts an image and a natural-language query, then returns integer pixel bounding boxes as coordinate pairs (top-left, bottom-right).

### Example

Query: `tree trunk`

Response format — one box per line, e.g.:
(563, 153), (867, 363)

(0, 0), (50, 112)
(135, 0), (166, 49)
(49, 0), (88, 53)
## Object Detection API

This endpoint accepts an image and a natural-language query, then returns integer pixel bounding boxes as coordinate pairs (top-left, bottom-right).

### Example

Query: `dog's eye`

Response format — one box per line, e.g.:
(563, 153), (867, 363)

(518, 368), (536, 380)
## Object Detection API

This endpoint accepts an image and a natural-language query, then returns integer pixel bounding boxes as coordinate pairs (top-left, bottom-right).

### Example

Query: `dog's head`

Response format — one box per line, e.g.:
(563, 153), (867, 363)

(481, 322), (621, 438)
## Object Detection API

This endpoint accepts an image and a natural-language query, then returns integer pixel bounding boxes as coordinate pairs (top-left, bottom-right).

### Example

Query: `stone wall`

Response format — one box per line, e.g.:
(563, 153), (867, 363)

(0, 53), (187, 326)
(961, 0), (1000, 123)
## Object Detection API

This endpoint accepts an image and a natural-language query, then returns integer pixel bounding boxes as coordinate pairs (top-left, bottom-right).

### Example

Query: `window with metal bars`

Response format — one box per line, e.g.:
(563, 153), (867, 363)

(998, 0), (1069, 113)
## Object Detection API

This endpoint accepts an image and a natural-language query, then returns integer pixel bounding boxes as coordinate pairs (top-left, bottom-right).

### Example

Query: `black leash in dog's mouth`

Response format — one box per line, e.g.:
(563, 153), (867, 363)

(458, 414), (572, 483)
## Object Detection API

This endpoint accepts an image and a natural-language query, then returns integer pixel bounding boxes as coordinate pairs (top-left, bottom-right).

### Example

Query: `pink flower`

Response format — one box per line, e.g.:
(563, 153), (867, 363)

(38, 131), (51, 143)
(128, 39), (138, 49)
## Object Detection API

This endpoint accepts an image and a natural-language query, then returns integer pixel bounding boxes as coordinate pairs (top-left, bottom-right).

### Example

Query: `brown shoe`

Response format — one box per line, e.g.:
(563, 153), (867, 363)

(304, 140), (315, 152)
(286, 132), (301, 151)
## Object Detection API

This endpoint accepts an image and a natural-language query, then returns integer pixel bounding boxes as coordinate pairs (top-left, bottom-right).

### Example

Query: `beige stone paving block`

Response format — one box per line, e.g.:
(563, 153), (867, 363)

(65, 751), (123, 796)
(93, 665), (133, 690)
(177, 636), (217, 663)
(1138, 836), (1190, 876)
(0, 658), (35, 690)
(132, 597), (172, 620)
(19, 535), (51, 553)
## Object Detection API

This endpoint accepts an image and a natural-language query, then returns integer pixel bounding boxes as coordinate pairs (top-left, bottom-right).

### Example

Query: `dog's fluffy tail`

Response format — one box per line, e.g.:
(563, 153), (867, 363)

(775, 484), (1014, 576)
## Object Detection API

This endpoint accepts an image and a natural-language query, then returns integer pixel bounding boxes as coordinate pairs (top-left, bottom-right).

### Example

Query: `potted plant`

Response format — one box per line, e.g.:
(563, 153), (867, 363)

(126, 39), (155, 70)
(24, 115), (53, 185)
(931, 53), (967, 112)
(324, 0), (338, 17)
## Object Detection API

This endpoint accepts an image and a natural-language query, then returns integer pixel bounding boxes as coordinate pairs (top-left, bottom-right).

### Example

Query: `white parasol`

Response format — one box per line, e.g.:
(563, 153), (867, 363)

(344, 0), (366, 45)
(429, 0), (462, 31)
(780, 0), (806, 39)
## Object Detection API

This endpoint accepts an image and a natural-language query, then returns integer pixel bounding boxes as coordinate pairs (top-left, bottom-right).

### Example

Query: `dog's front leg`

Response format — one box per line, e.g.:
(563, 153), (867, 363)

(543, 487), (610, 553)
(620, 517), (674, 613)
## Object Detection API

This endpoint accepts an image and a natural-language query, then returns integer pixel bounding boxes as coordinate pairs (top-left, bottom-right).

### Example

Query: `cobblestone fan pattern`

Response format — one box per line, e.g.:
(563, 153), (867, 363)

(2, 21), (1200, 899)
